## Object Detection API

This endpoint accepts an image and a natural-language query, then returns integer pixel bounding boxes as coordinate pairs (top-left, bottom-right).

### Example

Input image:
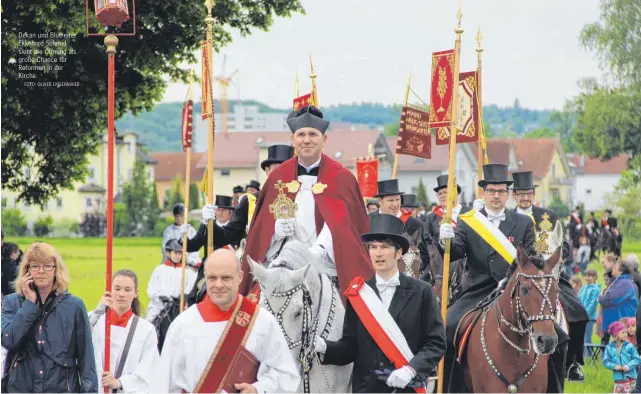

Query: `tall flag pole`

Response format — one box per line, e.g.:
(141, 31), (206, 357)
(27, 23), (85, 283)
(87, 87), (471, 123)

(309, 54), (318, 107)
(476, 26), (488, 198)
(180, 70), (194, 312)
(295, 69), (300, 97)
(436, 2), (464, 392)
(203, 0), (216, 252)
(392, 71), (412, 179)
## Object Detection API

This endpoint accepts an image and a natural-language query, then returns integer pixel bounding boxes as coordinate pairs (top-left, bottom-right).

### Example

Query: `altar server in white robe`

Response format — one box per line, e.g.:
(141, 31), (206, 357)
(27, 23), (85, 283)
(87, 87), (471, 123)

(155, 248), (300, 393)
(89, 269), (159, 393)
(146, 239), (198, 323)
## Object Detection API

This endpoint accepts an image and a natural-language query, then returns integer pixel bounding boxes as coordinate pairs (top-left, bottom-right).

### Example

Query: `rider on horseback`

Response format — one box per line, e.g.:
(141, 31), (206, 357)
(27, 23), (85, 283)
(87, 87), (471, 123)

(439, 164), (569, 393)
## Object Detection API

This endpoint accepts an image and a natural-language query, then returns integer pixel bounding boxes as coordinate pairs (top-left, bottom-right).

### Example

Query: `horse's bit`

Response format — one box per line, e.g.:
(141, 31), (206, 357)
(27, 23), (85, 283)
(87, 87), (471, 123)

(261, 273), (337, 393)
(480, 271), (558, 393)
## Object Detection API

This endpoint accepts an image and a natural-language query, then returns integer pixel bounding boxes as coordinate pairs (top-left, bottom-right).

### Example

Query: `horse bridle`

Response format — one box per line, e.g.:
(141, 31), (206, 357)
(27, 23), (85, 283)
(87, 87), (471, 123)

(481, 270), (558, 393)
(402, 249), (417, 276)
(261, 271), (336, 394)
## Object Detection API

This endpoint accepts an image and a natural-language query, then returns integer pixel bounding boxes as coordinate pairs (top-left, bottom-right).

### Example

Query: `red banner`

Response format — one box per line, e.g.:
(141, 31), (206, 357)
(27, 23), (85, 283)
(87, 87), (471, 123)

(293, 93), (313, 110)
(201, 41), (212, 120)
(356, 157), (378, 198)
(182, 99), (193, 151)
(428, 49), (455, 128)
(396, 106), (431, 159)
(435, 71), (479, 145)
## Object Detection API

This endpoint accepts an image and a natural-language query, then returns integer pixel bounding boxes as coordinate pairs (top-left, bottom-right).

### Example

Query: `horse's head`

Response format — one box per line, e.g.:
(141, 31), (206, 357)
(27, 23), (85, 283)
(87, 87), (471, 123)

(247, 241), (322, 352)
(428, 236), (444, 293)
(505, 244), (561, 355)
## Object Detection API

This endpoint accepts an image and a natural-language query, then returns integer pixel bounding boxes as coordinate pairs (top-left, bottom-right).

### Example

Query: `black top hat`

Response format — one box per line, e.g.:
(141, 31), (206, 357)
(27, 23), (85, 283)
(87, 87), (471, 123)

(433, 175), (462, 194)
(367, 199), (380, 208)
(215, 195), (235, 209)
(360, 214), (409, 254)
(511, 171), (539, 190)
(287, 105), (330, 134)
(246, 180), (261, 192)
(478, 164), (513, 188)
(375, 179), (404, 197)
(261, 145), (295, 171)
(232, 185), (244, 194)
(401, 193), (419, 208)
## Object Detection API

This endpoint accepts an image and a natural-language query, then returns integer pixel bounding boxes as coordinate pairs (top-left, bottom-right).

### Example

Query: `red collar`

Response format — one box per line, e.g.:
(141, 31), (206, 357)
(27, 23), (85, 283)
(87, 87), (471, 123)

(399, 209), (412, 224)
(197, 294), (241, 322)
(164, 260), (180, 267)
(109, 308), (134, 328)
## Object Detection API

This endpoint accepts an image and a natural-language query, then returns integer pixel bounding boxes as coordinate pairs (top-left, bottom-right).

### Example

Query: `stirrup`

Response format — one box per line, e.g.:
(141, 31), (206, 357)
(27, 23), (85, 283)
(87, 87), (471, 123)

(566, 362), (585, 382)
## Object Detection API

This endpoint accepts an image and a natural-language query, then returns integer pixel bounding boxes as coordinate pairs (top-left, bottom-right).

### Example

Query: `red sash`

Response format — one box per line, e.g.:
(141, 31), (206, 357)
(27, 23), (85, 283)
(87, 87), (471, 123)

(246, 282), (261, 304)
(601, 217), (608, 228)
(193, 296), (259, 393)
(572, 213), (581, 225)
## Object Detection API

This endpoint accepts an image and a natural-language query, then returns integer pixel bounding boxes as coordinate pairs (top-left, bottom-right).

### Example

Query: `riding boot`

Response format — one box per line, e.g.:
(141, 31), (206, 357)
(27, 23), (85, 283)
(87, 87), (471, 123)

(566, 321), (587, 369)
(547, 340), (567, 393)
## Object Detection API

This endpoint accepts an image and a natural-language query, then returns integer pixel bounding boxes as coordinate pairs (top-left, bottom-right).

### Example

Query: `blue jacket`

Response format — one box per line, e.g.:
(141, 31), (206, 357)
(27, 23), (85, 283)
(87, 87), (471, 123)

(599, 275), (638, 331)
(603, 340), (641, 381)
(579, 283), (601, 320)
(1, 292), (98, 393)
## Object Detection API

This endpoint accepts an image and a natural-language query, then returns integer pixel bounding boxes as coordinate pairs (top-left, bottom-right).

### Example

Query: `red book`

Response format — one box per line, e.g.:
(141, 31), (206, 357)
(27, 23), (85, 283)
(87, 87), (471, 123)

(221, 346), (260, 393)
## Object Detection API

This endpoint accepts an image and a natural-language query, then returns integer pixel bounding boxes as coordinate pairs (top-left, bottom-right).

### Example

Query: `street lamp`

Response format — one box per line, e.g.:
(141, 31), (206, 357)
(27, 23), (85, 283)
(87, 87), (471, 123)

(85, 2), (135, 392)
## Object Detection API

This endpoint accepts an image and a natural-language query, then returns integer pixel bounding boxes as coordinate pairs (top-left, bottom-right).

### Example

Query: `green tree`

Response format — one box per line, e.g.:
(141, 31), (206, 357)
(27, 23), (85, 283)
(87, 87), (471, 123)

(605, 184), (641, 239)
(189, 182), (201, 210)
(549, 197), (570, 218)
(572, 0), (641, 173)
(121, 159), (160, 236)
(1, 208), (28, 236)
(33, 215), (54, 237)
(383, 122), (399, 136)
(2, 1), (305, 206)
(524, 128), (557, 139)
(416, 177), (429, 205)
(164, 176), (185, 211)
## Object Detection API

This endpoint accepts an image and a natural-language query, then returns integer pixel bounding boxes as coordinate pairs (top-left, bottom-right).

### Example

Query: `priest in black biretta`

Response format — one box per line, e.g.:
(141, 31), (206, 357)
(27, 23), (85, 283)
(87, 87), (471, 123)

(286, 105), (330, 134)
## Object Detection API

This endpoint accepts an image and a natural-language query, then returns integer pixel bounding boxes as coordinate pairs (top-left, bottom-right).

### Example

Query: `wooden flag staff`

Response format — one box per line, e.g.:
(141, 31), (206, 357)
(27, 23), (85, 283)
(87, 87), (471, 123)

(437, 2), (464, 393)
(476, 26), (488, 198)
(204, 0), (216, 252)
(391, 71), (412, 180)
(180, 70), (194, 312)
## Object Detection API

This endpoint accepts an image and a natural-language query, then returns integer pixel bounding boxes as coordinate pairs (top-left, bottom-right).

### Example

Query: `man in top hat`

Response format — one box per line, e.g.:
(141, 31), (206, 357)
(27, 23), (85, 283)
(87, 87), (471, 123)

(372, 179), (428, 277)
(162, 203), (201, 268)
(439, 163), (567, 393)
(213, 195), (235, 226)
(182, 145), (295, 305)
(232, 185), (244, 207)
(316, 214), (446, 393)
(240, 105), (374, 298)
(421, 174), (470, 288)
(602, 209), (622, 255)
(512, 171), (589, 382)
(246, 180), (261, 195)
(401, 193), (420, 218)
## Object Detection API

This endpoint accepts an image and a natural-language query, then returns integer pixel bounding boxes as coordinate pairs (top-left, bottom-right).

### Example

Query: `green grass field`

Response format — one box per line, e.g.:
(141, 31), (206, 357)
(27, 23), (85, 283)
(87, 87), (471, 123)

(8, 237), (641, 393)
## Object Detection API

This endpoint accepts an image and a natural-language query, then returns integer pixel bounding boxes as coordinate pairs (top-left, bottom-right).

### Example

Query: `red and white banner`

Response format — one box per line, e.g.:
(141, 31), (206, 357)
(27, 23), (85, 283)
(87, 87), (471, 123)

(293, 93), (313, 110)
(396, 106), (432, 159)
(181, 99), (193, 151)
(345, 276), (426, 393)
(356, 157), (378, 198)
(435, 71), (480, 145)
(428, 49), (455, 129)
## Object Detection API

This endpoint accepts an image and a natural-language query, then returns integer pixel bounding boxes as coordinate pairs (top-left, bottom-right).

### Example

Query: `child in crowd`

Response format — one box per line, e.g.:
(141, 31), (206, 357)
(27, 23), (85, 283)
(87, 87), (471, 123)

(571, 275), (583, 295)
(579, 269), (601, 345)
(603, 321), (641, 394)
(625, 318), (638, 346)
(576, 235), (591, 274)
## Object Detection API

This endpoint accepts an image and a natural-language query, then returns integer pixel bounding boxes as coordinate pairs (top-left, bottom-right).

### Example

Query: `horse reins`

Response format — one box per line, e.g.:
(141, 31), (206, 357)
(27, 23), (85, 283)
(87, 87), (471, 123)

(481, 270), (559, 393)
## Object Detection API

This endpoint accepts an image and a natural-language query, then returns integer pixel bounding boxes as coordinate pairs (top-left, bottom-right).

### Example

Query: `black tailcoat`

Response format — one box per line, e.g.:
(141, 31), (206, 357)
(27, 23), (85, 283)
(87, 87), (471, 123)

(421, 206), (471, 277)
(322, 274), (446, 393)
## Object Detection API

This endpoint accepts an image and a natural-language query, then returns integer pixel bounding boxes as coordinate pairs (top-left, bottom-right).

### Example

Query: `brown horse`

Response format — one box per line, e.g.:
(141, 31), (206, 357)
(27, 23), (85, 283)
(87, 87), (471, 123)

(462, 245), (562, 393)
(427, 237), (465, 307)
(397, 229), (423, 279)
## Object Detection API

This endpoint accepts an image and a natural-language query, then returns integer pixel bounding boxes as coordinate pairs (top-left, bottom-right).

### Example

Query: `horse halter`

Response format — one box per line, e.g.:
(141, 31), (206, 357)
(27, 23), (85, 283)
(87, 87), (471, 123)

(401, 249), (417, 276)
(497, 270), (558, 354)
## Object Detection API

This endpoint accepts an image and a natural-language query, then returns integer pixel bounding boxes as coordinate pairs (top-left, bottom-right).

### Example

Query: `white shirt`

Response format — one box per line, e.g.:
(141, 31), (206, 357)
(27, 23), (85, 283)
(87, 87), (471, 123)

(145, 263), (198, 323)
(154, 301), (300, 393)
(516, 206), (533, 216)
(90, 313), (160, 393)
(376, 271), (400, 309)
(486, 208), (506, 228)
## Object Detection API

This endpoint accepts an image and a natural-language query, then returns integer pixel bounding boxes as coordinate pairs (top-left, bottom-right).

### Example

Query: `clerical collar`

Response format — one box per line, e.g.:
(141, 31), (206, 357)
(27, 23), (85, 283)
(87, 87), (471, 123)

(109, 308), (133, 328)
(517, 206), (533, 215)
(297, 157), (321, 176)
(197, 294), (241, 322)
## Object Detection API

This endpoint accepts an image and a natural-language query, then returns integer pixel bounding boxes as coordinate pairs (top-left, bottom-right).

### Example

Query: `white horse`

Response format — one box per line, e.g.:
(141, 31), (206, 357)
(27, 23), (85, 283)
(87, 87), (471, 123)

(247, 241), (352, 393)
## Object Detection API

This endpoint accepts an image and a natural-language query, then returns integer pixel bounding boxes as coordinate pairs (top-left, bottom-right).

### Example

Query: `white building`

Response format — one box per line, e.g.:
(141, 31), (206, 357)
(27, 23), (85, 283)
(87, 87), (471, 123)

(567, 153), (630, 212)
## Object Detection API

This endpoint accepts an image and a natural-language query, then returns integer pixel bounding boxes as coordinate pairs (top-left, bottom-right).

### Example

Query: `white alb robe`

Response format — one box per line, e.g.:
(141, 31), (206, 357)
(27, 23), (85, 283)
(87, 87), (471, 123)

(161, 223), (201, 266)
(90, 313), (159, 393)
(154, 301), (300, 393)
(266, 158), (335, 269)
(145, 263), (197, 323)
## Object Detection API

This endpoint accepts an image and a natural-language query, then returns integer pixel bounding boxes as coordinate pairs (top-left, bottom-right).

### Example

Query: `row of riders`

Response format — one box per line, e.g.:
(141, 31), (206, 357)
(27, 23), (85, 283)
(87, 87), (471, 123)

(144, 105), (596, 393)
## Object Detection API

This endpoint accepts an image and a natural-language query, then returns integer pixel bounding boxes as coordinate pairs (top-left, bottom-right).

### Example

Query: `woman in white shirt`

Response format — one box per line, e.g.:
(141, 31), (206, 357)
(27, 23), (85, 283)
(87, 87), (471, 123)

(89, 269), (159, 393)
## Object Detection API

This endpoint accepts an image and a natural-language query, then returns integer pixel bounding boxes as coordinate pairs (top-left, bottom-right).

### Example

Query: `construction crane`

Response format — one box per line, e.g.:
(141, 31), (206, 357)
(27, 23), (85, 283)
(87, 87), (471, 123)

(215, 54), (239, 133)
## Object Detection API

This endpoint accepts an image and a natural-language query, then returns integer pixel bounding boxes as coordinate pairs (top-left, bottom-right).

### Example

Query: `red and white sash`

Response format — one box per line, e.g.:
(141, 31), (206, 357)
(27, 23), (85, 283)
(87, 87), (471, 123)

(432, 206), (457, 227)
(345, 276), (426, 393)
(571, 213), (581, 225)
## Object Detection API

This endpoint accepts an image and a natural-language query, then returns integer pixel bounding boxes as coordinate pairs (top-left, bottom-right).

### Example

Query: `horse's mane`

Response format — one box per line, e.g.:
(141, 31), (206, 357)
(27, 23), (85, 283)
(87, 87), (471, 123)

(259, 241), (322, 295)
(506, 252), (545, 280)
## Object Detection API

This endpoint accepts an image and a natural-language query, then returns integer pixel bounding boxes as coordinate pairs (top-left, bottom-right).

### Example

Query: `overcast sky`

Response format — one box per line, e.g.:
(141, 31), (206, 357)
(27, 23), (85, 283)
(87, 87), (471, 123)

(161, 0), (603, 111)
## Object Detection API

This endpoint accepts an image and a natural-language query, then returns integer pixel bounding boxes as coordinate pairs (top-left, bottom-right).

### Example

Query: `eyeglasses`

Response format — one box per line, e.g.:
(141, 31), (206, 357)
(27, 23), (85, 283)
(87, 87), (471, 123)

(515, 191), (535, 197)
(28, 264), (56, 272)
(484, 188), (509, 196)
